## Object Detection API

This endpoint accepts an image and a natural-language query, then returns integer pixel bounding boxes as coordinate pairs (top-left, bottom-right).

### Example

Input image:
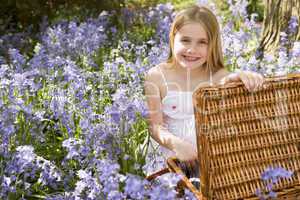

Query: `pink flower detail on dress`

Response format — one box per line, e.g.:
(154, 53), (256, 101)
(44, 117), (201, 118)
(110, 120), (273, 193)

(172, 105), (176, 109)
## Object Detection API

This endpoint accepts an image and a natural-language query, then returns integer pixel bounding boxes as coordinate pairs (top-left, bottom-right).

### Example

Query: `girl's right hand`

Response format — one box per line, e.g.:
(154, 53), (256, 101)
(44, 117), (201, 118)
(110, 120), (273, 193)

(173, 139), (198, 171)
(173, 138), (198, 161)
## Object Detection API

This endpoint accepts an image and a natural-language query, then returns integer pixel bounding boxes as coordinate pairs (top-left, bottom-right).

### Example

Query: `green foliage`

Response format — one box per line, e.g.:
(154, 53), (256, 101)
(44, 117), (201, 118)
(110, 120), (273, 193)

(117, 114), (150, 176)
(124, 0), (195, 10)
(213, 0), (264, 22)
(0, 0), (125, 32)
(247, 0), (264, 22)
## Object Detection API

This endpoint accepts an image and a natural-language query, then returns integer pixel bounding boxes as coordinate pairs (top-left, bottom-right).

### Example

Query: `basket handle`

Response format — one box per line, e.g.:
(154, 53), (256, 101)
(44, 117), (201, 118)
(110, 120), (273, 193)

(167, 157), (205, 200)
(145, 167), (170, 181)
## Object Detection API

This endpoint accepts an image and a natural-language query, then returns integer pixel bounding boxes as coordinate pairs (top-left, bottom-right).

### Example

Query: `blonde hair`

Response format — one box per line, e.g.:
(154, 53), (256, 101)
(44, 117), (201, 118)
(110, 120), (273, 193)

(167, 5), (224, 73)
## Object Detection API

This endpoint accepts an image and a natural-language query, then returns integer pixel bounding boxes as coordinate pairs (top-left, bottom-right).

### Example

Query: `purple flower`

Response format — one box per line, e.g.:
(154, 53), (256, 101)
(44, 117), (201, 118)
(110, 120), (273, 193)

(36, 157), (62, 187)
(0, 64), (8, 78)
(15, 145), (36, 168)
(183, 189), (198, 200)
(261, 167), (292, 181)
(288, 16), (298, 35)
(292, 42), (300, 57)
(124, 175), (148, 199)
(197, 0), (209, 5)
(257, 166), (293, 199)
(8, 49), (26, 72)
(41, 17), (108, 62)
(149, 184), (177, 200)
(62, 138), (90, 161)
(228, 0), (249, 18)
(144, 3), (174, 43)
(0, 56), (5, 65)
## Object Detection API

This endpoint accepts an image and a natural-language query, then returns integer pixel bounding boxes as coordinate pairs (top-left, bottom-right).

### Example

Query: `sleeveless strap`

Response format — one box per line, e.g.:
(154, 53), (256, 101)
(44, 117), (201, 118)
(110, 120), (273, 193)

(158, 65), (169, 91)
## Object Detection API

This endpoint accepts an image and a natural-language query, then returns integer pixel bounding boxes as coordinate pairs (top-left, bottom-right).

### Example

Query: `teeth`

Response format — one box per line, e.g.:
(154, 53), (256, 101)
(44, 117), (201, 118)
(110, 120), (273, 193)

(184, 56), (199, 61)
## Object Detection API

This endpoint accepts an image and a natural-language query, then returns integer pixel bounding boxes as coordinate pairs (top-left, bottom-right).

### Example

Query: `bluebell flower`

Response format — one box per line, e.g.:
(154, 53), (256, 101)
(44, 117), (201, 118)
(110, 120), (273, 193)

(124, 174), (147, 199)
(292, 42), (300, 57)
(183, 188), (198, 200)
(197, 0), (209, 5)
(0, 64), (8, 78)
(1, 176), (12, 193)
(257, 166), (293, 199)
(288, 16), (298, 35)
(16, 145), (36, 168)
(149, 184), (177, 200)
(62, 138), (86, 160)
(146, 43), (169, 66)
(41, 17), (108, 63)
(157, 172), (182, 188)
(144, 3), (174, 43)
(8, 48), (26, 73)
(268, 191), (277, 199)
(280, 32), (289, 46)
(121, 8), (135, 27)
(228, 0), (249, 19)
(36, 157), (62, 187)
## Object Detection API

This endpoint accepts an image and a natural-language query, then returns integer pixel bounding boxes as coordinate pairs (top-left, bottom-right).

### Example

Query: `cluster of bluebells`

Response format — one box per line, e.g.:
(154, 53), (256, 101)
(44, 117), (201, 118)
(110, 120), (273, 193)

(255, 167), (293, 199)
(145, 3), (175, 43)
(219, 0), (300, 75)
(1, 146), (62, 198)
(0, 1), (299, 199)
(0, 2), (196, 199)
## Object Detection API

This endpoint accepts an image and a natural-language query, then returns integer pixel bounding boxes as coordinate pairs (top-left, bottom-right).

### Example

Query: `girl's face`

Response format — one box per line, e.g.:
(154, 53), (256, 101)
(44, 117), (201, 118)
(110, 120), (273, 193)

(173, 22), (208, 70)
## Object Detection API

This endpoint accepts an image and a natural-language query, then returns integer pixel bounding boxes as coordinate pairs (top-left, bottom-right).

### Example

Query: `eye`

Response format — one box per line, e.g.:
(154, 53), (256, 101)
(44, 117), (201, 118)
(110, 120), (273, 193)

(181, 39), (190, 43)
(198, 40), (208, 45)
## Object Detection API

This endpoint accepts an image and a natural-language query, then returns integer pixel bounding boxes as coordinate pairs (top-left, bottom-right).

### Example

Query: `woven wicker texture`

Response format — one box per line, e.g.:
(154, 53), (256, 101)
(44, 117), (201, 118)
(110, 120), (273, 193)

(193, 75), (300, 200)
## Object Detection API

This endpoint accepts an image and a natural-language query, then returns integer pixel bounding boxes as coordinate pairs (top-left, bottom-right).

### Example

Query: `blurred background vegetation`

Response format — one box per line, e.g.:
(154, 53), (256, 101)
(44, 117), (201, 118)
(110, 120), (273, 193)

(2, 0), (299, 59)
(0, 0), (264, 33)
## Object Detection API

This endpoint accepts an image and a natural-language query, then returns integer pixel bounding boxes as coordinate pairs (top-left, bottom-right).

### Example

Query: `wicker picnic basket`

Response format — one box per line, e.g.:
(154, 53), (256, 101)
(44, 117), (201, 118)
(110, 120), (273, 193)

(192, 74), (300, 200)
(146, 74), (300, 199)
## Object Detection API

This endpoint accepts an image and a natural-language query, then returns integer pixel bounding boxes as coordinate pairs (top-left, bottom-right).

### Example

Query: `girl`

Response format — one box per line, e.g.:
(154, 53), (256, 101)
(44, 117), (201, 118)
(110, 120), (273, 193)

(144, 5), (264, 171)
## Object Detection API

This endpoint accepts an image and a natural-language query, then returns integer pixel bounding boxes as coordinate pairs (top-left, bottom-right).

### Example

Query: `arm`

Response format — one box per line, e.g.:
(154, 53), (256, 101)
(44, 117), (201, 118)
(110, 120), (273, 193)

(144, 67), (197, 161)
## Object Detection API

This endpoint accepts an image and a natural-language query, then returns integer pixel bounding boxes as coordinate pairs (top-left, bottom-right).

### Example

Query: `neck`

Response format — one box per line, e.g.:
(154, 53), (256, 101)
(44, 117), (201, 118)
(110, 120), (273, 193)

(172, 63), (211, 91)
(174, 63), (209, 78)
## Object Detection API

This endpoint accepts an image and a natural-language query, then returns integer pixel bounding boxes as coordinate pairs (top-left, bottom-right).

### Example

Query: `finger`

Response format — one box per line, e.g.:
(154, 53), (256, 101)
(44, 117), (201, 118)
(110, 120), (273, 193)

(248, 73), (256, 91)
(258, 74), (265, 90)
(247, 72), (260, 92)
(254, 75), (262, 91)
(239, 71), (251, 91)
(254, 74), (265, 91)
(245, 72), (253, 91)
(251, 74), (260, 92)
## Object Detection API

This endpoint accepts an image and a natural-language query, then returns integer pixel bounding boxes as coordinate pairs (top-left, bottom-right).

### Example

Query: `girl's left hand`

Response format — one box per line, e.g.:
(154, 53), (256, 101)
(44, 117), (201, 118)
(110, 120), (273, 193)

(220, 70), (265, 92)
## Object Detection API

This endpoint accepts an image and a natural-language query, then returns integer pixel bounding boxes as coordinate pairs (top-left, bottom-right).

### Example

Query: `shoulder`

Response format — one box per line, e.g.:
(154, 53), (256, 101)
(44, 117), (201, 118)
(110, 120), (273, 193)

(145, 63), (170, 83)
(145, 66), (161, 87)
(144, 63), (167, 95)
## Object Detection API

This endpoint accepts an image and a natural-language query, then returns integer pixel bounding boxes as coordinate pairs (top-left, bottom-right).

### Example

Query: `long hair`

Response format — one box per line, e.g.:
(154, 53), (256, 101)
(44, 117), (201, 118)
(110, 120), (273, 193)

(167, 5), (224, 73)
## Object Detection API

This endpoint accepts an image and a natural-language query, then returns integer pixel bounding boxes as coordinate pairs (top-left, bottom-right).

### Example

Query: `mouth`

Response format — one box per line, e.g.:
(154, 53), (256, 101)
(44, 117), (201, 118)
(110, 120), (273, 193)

(182, 55), (201, 62)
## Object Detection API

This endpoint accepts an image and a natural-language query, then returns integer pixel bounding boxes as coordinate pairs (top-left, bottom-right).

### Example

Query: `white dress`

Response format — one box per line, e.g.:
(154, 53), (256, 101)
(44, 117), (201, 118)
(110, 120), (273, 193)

(145, 66), (209, 179)
(150, 66), (197, 159)
(159, 90), (197, 157)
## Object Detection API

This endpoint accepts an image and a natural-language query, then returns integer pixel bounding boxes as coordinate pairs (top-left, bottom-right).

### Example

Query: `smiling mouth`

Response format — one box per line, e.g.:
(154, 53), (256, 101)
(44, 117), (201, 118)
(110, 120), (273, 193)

(183, 55), (200, 62)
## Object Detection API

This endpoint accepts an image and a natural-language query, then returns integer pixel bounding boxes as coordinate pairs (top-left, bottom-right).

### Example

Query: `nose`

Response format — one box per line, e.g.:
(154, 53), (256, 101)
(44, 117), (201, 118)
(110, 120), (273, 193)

(187, 44), (197, 53)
